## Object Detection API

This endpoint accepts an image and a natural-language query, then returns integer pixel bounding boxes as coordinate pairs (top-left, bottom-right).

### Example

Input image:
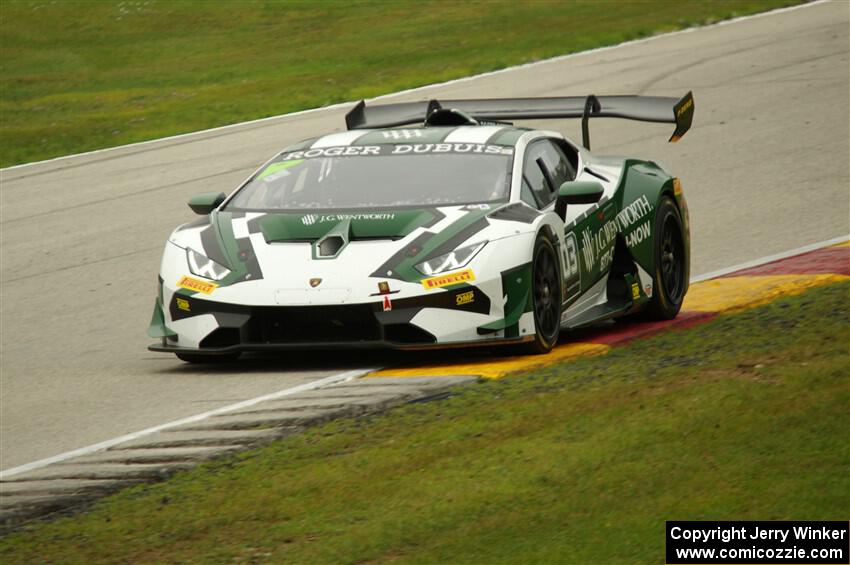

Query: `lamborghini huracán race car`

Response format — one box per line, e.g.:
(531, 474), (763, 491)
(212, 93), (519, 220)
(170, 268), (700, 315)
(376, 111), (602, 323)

(148, 93), (694, 362)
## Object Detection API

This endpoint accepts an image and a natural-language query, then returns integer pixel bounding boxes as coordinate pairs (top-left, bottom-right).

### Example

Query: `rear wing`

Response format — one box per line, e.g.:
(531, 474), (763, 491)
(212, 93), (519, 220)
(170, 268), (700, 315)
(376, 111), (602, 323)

(344, 92), (694, 149)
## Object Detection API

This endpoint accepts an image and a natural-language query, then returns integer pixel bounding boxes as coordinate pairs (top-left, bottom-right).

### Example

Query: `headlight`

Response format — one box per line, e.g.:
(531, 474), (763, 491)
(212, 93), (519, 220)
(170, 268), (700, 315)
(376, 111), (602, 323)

(415, 241), (486, 276)
(186, 248), (231, 281)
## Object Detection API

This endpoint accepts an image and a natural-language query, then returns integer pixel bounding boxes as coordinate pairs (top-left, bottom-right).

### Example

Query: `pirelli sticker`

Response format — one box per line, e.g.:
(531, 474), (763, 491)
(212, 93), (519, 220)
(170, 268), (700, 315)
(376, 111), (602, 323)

(421, 269), (475, 290)
(177, 275), (218, 295)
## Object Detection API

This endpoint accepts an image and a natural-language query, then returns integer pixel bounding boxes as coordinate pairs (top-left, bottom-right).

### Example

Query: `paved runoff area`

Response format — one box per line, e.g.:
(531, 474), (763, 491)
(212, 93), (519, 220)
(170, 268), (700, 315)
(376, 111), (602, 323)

(1, 240), (847, 530)
(1, 1), (848, 531)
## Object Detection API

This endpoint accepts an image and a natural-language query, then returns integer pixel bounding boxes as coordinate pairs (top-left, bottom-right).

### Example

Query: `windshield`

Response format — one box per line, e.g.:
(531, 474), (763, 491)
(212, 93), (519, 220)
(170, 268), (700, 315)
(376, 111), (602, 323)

(226, 143), (514, 210)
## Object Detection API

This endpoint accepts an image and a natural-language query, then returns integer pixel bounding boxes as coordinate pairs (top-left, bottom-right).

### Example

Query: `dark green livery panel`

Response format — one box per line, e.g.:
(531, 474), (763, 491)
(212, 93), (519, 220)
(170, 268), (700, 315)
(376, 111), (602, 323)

(569, 160), (675, 298)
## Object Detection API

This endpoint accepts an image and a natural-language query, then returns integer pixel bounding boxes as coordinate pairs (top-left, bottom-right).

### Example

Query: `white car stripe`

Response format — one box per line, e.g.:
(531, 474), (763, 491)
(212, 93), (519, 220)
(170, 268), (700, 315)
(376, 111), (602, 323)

(443, 125), (505, 144)
(232, 216), (250, 239)
(311, 129), (370, 148)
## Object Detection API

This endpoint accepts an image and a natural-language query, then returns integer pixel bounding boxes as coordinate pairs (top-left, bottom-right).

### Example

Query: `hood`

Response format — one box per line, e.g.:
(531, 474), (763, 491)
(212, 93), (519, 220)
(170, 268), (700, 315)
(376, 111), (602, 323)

(168, 202), (533, 289)
(258, 209), (445, 243)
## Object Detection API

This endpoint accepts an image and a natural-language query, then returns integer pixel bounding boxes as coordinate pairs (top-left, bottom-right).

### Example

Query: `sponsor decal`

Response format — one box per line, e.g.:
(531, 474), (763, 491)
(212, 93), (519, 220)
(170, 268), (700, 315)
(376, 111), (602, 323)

(391, 143), (513, 156)
(421, 269), (475, 290)
(599, 247), (615, 272)
(258, 159), (304, 180)
(644, 284), (653, 298)
(175, 297), (191, 312)
(302, 213), (396, 225)
(309, 278), (322, 288)
(455, 290), (475, 306)
(675, 96), (693, 119)
(279, 144), (512, 161)
(673, 178), (683, 197)
(382, 129), (422, 139)
(579, 196), (655, 271)
(382, 295), (392, 312)
(580, 218), (618, 272)
(370, 281), (400, 296)
(616, 194), (653, 230)
(281, 146), (381, 160)
(631, 282), (640, 300)
(625, 220), (651, 248)
(177, 275), (218, 295)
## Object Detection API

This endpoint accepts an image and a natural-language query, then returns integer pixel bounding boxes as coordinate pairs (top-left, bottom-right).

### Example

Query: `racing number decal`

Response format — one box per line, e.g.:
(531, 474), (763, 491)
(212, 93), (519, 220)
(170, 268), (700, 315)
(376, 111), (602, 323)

(564, 233), (579, 276)
(562, 233), (581, 304)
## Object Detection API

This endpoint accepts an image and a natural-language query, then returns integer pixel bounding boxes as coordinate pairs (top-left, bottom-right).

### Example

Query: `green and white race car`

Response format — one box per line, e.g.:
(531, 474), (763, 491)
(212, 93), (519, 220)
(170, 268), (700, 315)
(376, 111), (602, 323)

(148, 93), (694, 362)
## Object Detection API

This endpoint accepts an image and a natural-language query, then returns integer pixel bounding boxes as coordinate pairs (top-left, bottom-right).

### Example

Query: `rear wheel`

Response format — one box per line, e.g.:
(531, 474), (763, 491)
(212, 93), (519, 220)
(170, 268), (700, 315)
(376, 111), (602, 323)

(523, 235), (562, 354)
(175, 352), (241, 364)
(645, 196), (687, 319)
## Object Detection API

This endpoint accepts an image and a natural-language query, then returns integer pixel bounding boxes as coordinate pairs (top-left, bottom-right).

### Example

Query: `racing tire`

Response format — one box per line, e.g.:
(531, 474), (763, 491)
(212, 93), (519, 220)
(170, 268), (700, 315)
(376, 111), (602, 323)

(523, 235), (562, 354)
(645, 196), (687, 320)
(175, 352), (241, 364)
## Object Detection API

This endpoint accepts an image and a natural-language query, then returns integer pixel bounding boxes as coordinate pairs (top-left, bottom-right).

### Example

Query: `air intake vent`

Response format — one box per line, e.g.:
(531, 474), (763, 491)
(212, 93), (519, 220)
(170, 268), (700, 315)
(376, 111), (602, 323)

(316, 235), (346, 258)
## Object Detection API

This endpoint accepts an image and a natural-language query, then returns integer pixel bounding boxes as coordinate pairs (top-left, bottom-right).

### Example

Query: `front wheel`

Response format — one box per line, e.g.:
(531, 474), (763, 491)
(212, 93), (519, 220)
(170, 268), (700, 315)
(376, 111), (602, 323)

(523, 235), (562, 354)
(645, 196), (687, 320)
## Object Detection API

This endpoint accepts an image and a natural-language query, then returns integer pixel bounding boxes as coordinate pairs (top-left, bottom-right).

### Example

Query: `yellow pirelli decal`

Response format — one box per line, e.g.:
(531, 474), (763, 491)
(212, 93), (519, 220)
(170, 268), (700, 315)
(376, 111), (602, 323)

(421, 269), (475, 290)
(177, 275), (218, 295)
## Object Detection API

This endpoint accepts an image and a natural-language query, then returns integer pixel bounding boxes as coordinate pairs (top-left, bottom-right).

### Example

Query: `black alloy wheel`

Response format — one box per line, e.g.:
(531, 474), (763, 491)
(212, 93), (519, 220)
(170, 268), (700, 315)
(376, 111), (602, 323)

(525, 235), (562, 354)
(660, 214), (685, 303)
(646, 196), (687, 319)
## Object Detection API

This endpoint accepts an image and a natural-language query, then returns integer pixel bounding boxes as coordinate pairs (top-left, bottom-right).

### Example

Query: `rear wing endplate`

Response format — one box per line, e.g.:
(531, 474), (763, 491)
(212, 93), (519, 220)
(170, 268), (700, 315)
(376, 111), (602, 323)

(344, 92), (694, 149)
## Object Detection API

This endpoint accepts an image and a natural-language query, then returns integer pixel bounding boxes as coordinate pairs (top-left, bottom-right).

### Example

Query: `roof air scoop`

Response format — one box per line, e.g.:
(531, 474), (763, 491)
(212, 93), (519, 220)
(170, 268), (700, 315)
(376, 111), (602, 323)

(425, 106), (480, 127)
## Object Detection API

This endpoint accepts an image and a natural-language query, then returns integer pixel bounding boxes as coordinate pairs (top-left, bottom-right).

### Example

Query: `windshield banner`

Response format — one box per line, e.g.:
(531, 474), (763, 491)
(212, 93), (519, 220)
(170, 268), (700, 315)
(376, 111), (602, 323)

(280, 144), (514, 161)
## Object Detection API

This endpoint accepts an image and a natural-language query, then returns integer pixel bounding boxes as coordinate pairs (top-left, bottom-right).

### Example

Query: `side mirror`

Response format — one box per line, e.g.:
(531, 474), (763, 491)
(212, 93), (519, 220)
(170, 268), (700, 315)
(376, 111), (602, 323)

(555, 181), (604, 220)
(188, 192), (226, 215)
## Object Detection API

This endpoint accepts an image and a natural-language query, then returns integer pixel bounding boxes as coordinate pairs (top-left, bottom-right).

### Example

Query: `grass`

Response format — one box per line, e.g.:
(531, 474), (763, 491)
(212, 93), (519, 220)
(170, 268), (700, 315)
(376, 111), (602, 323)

(0, 0), (803, 167)
(1, 281), (848, 563)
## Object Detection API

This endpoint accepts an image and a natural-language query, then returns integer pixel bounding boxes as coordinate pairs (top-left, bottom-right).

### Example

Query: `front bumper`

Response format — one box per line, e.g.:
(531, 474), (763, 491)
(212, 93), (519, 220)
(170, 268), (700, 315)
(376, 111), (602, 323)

(148, 280), (531, 354)
(148, 334), (534, 354)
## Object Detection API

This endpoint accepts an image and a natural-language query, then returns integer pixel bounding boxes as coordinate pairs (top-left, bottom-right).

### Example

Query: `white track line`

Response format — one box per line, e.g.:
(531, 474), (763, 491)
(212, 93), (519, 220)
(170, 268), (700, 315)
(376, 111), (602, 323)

(691, 234), (849, 283)
(0, 0), (828, 173)
(0, 368), (373, 479)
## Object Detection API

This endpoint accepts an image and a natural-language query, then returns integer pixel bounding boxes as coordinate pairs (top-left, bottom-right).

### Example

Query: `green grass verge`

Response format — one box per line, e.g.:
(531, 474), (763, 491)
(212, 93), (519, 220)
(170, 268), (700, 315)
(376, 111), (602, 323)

(2, 281), (848, 563)
(0, 0), (803, 167)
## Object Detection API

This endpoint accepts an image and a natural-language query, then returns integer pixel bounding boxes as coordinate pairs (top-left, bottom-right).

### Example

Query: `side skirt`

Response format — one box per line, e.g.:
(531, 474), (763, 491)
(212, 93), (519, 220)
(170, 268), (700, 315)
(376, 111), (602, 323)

(561, 235), (644, 329)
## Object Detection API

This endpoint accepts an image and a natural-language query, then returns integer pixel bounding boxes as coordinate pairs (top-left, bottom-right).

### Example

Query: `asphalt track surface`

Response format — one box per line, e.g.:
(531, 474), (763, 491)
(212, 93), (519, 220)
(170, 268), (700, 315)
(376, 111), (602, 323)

(1, 1), (848, 471)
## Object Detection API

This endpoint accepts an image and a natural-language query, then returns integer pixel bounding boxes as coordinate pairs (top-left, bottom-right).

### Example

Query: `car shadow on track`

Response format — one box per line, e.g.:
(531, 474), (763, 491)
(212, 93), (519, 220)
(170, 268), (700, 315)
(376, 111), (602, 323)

(144, 321), (624, 376)
(146, 346), (513, 375)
